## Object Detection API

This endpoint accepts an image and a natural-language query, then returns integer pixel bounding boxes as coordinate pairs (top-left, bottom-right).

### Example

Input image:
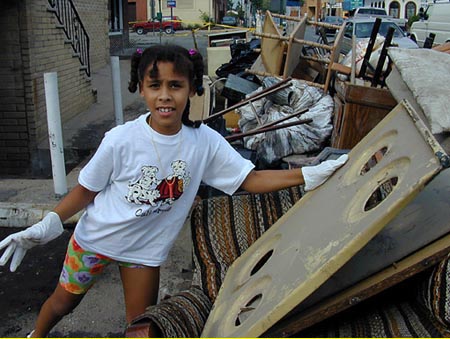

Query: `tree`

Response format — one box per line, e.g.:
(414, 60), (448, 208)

(250, 0), (271, 11)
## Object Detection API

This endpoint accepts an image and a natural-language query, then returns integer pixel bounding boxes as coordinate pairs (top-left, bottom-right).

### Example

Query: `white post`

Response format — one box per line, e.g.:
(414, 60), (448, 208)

(44, 72), (68, 197)
(111, 56), (124, 126)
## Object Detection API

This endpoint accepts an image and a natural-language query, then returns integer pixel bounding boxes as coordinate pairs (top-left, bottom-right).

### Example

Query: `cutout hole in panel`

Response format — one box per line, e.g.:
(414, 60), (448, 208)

(250, 249), (274, 276)
(364, 176), (398, 211)
(360, 147), (388, 175)
(235, 293), (263, 327)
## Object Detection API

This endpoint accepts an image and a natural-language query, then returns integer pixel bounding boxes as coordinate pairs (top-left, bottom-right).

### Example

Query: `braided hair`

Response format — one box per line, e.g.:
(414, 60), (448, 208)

(128, 44), (205, 128)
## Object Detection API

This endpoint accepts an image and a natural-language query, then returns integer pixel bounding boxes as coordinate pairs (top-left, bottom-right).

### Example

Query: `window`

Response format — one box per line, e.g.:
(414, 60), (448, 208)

(344, 22), (353, 38)
(355, 23), (373, 38)
(109, 0), (123, 34)
(405, 2), (417, 19)
(389, 1), (400, 18)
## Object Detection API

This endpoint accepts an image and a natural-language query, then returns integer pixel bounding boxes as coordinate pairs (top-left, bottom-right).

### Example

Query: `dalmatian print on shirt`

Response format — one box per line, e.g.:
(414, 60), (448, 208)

(126, 160), (191, 212)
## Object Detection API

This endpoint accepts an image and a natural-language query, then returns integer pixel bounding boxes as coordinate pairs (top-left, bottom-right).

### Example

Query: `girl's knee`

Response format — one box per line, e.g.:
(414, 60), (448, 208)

(47, 285), (84, 317)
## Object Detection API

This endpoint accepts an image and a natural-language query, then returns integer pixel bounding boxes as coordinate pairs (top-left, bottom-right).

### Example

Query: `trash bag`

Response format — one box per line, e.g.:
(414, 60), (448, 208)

(237, 80), (334, 168)
(215, 39), (261, 79)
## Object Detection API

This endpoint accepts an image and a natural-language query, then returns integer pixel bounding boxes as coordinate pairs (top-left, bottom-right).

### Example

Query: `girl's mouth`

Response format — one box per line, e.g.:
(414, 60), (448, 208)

(158, 107), (175, 116)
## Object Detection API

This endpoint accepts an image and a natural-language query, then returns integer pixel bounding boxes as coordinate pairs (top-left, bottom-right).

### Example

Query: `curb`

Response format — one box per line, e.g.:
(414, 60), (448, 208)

(0, 203), (82, 228)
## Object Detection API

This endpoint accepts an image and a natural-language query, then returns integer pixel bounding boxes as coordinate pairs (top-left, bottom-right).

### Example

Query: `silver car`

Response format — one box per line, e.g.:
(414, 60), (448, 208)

(341, 17), (418, 55)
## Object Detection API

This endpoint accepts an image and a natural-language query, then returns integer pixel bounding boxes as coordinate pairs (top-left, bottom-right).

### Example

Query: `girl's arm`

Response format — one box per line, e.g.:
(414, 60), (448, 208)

(240, 154), (349, 194)
(53, 184), (98, 222)
(240, 169), (304, 194)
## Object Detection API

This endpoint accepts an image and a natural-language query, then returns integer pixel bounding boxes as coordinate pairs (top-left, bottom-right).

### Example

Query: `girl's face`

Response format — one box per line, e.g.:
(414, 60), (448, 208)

(140, 61), (194, 135)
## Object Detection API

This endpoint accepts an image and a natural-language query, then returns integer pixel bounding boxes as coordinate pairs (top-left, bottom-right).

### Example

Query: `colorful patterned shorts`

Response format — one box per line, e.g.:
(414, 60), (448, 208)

(59, 235), (145, 294)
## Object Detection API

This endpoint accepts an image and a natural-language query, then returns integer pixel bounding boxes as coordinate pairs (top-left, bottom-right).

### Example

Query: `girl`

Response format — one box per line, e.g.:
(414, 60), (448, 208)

(0, 44), (347, 337)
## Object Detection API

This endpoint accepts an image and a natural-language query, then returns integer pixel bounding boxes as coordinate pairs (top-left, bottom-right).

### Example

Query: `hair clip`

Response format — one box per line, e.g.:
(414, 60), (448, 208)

(188, 49), (197, 56)
(136, 48), (143, 55)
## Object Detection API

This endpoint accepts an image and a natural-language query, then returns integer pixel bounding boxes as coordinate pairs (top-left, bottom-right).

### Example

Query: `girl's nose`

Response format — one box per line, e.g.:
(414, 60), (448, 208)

(158, 86), (172, 101)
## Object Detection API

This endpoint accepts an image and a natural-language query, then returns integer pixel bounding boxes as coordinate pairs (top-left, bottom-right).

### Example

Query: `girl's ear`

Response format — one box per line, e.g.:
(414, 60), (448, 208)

(189, 87), (196, 98)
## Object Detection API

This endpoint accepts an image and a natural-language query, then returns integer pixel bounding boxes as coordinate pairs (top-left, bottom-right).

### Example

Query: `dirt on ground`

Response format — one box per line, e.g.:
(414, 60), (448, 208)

(0, 222), (193, 338)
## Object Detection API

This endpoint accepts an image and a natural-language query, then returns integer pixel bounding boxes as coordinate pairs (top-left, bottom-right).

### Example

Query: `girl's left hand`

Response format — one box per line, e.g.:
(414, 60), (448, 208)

(302, 154), (348, 191)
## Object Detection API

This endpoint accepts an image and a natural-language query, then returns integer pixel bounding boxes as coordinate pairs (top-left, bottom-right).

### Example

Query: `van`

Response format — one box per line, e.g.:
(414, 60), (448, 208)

(410, 2), (450, 47)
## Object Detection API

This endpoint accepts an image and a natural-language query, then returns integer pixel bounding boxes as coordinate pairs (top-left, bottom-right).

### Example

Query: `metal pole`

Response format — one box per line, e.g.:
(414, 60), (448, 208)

(44, 72), (68, 197)
(110, 56), (124, 126)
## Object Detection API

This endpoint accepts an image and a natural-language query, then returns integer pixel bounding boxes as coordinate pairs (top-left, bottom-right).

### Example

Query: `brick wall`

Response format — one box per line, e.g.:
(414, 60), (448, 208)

(0, 2), (30, 175)
(0, 0), (109, 176)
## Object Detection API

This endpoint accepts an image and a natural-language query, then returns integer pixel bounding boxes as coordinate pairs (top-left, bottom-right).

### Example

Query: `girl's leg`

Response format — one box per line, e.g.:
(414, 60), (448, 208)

(119, 265), (160, 323)
(32, 284), (84, 337)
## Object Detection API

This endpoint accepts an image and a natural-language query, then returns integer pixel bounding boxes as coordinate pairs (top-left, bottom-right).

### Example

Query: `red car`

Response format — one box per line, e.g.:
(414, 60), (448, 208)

(132, 16), (182, 35)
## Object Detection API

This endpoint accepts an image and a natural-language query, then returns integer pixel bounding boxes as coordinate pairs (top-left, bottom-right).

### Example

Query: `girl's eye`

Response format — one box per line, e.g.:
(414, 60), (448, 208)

(148, 83), (160, 89)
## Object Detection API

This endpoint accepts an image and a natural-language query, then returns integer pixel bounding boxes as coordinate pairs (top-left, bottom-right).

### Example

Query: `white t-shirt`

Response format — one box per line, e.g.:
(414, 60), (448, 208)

(74, 113), (254, 266)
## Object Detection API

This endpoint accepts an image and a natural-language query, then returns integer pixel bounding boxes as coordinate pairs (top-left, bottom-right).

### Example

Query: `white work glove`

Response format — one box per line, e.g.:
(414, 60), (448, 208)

(0, 212), (63, 272)
(302, 154), (348, 191)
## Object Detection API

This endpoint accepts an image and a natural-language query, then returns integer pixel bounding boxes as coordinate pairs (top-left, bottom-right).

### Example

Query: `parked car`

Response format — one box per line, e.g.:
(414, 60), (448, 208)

(132, 16), (182, 35)
(316, 16), (344, 35)
(350, 7), (407, 31)
(410, 2), (450, 47)
(221, 16), (237, 26)
(341, 17), (418, 55)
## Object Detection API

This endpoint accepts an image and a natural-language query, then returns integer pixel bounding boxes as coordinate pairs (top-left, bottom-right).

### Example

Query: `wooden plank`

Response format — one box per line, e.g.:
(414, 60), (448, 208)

(282, 17), (306, 78)
(260, 11), (285, 76)
(323, 21), (346, 93)
(190, 76), (211, 121)
(201, 101), (445, 338)
(331, 63), (352, 75)
(264, 232), (450, 337)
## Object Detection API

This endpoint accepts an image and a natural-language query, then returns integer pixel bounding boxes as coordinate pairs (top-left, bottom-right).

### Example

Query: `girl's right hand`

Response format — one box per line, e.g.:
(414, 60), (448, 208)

(0, 212), (63, 272)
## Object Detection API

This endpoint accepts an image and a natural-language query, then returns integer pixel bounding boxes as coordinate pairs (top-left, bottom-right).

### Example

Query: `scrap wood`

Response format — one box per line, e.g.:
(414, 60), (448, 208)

(259, 11), (285, 76)
(201, 100), (446, 338)
(265, 232), (450, 337)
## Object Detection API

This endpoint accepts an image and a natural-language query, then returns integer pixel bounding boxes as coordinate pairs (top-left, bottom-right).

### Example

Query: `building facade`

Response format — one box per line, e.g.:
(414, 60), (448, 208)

(127, 0), (227, 26)
(363, 0), (425, 20)
(0, 0), (110, 176)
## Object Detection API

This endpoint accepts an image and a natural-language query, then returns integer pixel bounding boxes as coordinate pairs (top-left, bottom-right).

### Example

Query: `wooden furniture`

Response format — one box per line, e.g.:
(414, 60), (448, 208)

(331, 80), (397, 149)
(249, 11), (345, 93)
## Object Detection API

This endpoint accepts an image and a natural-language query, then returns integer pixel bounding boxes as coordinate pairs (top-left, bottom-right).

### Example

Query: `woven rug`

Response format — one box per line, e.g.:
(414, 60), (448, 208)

(129, 287), (212, 338)
(190, 186), (304, 302)
(298, 300), (448, 337)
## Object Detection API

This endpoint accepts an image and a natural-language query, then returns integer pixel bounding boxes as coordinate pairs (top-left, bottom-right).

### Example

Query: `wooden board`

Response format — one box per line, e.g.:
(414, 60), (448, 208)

(323, 21), (346, 93)
(295, 167), (450, 311)
(265, 231), (450, 336)
(260, 11), (285, 76)
(190, 76), (211, 121)
(201, 100), (445, 338)
(282, 16), (306, 78)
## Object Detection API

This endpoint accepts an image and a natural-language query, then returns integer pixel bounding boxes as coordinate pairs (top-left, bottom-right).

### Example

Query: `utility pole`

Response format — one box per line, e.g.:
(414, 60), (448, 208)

(158, 0), (162, 42)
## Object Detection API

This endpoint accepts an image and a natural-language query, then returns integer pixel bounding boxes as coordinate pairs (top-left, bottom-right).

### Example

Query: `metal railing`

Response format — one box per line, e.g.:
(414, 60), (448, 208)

(48, 0), (91, 77)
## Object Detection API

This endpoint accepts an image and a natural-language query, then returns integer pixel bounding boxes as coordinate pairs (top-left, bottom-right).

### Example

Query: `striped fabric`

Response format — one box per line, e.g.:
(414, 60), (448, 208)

(133, 287), (212, 338)
(191, 186), (304, 302)
(299, 300), (448, 337)
(417, 253), (450, 330)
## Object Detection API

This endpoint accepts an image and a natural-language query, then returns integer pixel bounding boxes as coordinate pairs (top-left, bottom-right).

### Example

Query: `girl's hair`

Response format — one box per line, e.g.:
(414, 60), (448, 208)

(128, 44), (204, 128)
